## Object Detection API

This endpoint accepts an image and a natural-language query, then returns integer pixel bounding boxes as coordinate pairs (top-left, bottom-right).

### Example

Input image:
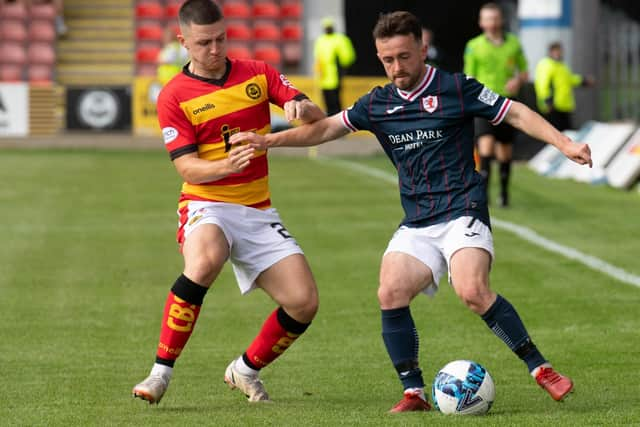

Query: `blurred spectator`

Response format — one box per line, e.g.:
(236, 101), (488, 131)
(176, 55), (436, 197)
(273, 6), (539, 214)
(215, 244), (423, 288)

(534, 41), (595, 131)
(313, 16), (356, 115)
(156, 26), (189, 86)
(421, 26), (443, 68)
(464, 2), (528, 207)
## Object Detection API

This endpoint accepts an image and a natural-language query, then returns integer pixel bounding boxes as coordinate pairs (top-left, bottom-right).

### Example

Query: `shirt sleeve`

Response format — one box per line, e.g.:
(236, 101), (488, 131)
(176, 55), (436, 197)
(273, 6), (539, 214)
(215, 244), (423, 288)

(157, 88), (198, 160)
(339, 91), (373, 132)
(263, 62), (307, 108)
(461, 74), (513, 125)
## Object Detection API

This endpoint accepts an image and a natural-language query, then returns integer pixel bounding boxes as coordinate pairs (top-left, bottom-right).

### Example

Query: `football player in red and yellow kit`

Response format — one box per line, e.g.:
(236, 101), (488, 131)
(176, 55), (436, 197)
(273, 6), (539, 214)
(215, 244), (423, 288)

(132, 0), (325, 404)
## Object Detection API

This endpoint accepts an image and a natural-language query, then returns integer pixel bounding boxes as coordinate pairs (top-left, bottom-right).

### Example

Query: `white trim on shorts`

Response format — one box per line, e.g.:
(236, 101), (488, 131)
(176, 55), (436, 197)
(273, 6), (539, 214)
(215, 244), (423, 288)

(180, 201), (303, 294)
(383, 215), (494, 296)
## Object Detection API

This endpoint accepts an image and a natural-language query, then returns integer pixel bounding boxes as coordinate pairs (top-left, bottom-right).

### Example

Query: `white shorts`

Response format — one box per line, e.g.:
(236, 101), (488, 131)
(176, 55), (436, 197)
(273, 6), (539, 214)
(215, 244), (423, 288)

(383, 216), (494, 296)
(178, 201), (303, 294)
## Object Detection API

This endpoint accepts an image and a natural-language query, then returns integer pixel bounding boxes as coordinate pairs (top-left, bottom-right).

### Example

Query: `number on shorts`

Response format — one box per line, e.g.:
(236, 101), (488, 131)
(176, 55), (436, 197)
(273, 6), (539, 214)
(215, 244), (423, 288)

(270, 222), (292, 239)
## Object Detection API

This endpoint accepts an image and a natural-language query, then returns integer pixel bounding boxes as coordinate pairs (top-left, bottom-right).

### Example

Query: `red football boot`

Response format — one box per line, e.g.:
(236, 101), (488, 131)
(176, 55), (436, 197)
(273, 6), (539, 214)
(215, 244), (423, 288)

(535, 366), (574, 401)
(389, 389), (431, 413)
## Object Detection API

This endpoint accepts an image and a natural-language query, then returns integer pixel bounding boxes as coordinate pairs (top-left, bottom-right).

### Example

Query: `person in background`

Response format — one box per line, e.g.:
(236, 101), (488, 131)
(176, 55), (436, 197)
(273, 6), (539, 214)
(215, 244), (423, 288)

(464, 2), (528, 207)
(157, 26), (189, 86)
(421, 26), (443, 68)
(313, 16), (356, 115)
(534, 41), (595, 131)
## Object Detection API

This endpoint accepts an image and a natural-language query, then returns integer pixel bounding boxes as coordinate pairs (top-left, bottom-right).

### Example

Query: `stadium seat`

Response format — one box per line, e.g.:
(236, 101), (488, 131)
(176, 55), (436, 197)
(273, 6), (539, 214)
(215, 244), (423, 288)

(282, 43), (302, 66)
(281, 22), (302, 41)
(165, 2), (181, 18)
(280, 1), (302, 19)
(136, 63), (157, 76)
(0, 2), (28, 19)
(254, 43), (281, 66)
(226, 21), (252, 41)
(136, 45), (161, 63)
(27, 43), (55, 65)
(29, 3), (56, 19)
(136, 24), (164, 41)
(28, 20), (56, 42)
(0, 19), (27, 42)
(222, 1), (250, 19)
(253, 22), (281, 41)
(135, 2), (164, 19)
(252, 1), (280, 19)
(28, 64), (53, 83)
(0, 42), (27, 65)
(0, 64), (24, 82)
(227, 44), (252, 60)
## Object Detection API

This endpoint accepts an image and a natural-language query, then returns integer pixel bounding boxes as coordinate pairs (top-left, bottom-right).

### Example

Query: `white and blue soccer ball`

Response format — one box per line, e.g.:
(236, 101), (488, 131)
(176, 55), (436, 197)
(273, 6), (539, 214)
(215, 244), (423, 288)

(432, 360), (495, 415)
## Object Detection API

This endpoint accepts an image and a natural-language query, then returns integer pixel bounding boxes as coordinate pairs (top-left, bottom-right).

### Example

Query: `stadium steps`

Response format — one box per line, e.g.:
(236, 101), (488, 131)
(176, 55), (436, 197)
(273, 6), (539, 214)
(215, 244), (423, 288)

(57, 1), (133, 86)
(29, 86), (61, 136)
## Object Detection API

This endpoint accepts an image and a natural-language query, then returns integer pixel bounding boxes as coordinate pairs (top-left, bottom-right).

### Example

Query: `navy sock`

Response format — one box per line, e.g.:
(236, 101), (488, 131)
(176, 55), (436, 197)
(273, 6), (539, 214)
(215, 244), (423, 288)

(499, 161), (511, 196)
(482, 295), (547, 372)
(381, 307), (424, 390)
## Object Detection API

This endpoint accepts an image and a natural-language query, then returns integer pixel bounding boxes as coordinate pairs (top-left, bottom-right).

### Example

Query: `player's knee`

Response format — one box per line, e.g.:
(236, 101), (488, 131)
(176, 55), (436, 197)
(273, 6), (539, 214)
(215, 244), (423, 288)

(454, 280), (493, 314)
(183, 255), (224, 286)
(377, 281), (413, 309)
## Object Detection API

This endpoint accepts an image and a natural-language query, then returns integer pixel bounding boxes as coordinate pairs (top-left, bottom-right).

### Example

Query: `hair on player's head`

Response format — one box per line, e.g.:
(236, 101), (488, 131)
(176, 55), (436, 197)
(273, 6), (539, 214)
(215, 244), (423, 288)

(372, 11), (422, 42)
(179, 0), (223, 27)
(480, 2), (503, 15)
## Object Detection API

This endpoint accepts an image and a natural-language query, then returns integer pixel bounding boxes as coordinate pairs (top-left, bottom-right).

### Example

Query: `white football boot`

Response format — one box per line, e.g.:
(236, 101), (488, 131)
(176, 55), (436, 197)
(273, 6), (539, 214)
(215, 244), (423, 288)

(132, 372), (170, 404)
(224, 360), (270, 402)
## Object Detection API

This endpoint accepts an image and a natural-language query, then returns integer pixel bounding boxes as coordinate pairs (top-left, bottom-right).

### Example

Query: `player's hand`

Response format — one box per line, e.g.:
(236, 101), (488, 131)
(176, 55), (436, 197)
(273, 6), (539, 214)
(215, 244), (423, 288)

(229, 131), (268, 151)
(284, 99), (314, 123)
(563, 141), (593, 168)
(226, 143), (255, 173)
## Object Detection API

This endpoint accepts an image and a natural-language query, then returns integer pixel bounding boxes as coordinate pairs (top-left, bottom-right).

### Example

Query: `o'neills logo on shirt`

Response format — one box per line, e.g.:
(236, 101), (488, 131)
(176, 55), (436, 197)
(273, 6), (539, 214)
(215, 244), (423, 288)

(388, 129), (444, 144)
(192, 103), (215, 115)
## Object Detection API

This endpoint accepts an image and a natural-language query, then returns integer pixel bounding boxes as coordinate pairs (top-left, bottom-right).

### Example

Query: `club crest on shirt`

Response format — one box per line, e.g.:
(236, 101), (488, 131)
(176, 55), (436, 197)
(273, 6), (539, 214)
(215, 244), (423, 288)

(421, 95), (438, 113)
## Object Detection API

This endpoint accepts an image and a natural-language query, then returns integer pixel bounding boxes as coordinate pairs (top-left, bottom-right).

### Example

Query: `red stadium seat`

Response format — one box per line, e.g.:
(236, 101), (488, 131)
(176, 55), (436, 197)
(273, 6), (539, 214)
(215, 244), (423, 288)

(281, 22), (302, 41)
(136, 45), (161, 63)
(0, 2), (28, 19)
(227, 44), (252, 60)
(166, 2), (181, 18)
(0, 64), (24, 82)
(0, 19), (27, 42)
(27, 43), (55, 65)
(254, 43), (281, 67)
(253, 22), (280, 41)
(29, 3), (56, 19)
(0, 42), (27, 65)
(136, 24), (163, 41)
(222, 1), (250, 19)
(226, 21), (252, 41)
(28, 64), (53, 83)
(282, 43), (302, 66)
(29, 20), (56, 42)
(280, 1), (302, 19)
(137, 63), (157, 76)
(252, 1), (280, 19)
(135, 2), (164, 19)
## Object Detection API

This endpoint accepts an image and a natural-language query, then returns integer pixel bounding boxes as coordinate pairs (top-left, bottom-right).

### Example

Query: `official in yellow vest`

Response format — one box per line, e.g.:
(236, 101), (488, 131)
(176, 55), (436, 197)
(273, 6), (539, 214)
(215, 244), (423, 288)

(314, 17), (356, 115)
(535, 42), (594, 131)
(157, 27), (190, 86)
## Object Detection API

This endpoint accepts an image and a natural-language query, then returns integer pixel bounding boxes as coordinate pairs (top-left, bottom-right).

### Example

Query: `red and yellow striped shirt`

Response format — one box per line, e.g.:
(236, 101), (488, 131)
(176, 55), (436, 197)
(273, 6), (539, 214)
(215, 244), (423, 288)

(158, 58), (305, 209)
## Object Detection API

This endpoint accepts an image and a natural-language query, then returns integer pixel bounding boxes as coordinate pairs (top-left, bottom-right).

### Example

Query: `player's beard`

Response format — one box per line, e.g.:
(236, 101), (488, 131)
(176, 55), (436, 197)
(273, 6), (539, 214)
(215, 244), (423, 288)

(394, 71), (420, 91)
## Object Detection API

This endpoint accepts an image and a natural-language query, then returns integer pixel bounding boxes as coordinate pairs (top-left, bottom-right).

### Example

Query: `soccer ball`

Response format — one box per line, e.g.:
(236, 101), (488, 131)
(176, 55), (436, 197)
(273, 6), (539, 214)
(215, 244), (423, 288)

(432, 360), (495, 415)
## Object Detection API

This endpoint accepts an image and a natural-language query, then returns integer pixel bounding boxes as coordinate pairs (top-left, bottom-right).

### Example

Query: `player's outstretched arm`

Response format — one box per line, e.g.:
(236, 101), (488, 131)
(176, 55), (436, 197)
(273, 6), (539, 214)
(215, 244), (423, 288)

(172, 145), (255, 184)
(230, 114), (350, 150)
(504, 101), (593, 167)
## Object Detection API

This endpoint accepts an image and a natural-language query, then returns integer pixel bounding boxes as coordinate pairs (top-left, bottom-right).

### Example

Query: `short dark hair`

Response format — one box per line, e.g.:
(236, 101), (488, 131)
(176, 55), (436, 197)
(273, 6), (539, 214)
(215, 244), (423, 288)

(480, 2), (503, 15)
(372, 11), (422, 42)
(548, 41), (563, 52)
(179, 0), (223, 26)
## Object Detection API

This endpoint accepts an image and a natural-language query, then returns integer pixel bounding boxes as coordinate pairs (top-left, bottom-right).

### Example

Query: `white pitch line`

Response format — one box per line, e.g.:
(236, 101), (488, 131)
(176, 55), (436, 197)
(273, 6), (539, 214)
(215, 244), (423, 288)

(320, 157), (640, 289)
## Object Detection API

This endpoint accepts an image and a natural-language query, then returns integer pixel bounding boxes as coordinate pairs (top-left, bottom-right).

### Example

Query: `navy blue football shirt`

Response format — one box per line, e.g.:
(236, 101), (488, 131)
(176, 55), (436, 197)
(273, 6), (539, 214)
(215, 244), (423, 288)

(340, 65), (513, 228)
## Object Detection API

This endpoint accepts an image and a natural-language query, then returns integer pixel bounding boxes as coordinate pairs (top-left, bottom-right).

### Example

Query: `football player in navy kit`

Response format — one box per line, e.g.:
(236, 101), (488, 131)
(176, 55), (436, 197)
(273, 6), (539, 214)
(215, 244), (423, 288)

(231, 11), (591, 413)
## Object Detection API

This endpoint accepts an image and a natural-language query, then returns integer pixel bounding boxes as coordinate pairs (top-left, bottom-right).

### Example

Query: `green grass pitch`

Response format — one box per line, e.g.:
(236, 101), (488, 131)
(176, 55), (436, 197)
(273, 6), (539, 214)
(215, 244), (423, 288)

(1, 149), (639, 426)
